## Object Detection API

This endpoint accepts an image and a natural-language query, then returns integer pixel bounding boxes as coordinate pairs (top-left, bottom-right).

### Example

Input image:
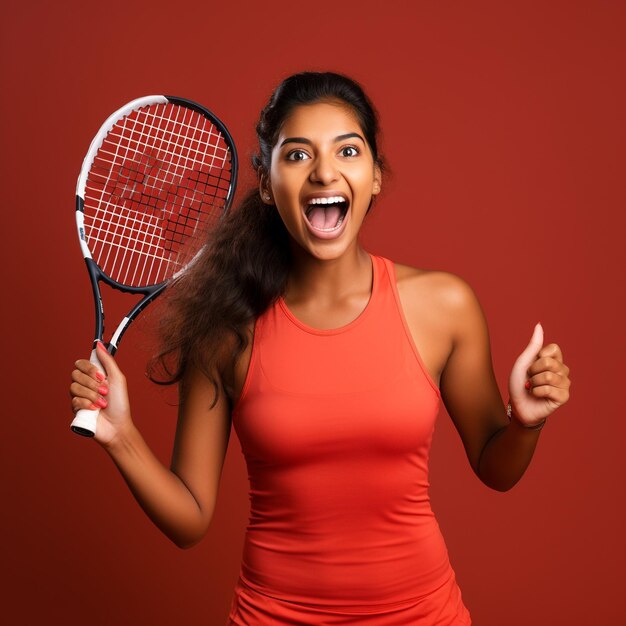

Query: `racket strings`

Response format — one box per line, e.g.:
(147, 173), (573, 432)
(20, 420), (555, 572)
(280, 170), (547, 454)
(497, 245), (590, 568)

(90, 104), (229, 285)
(83, 102), (232, 287)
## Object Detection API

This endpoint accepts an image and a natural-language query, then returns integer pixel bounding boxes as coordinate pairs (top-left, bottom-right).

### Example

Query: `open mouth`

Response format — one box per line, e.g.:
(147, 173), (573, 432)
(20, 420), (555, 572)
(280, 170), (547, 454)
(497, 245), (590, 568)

(304, 196), (349, 231)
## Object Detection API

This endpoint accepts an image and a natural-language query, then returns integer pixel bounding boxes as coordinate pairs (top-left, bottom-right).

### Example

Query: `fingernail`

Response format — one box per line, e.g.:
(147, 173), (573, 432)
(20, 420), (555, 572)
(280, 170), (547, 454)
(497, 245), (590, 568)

(89, 403), (99, 410)
(96, 397), (108, 408)
(95, 371), (105, 382)
(97, 341), (107, 351)
(97, 385), (108, 395)
(525, 380), (531, 390)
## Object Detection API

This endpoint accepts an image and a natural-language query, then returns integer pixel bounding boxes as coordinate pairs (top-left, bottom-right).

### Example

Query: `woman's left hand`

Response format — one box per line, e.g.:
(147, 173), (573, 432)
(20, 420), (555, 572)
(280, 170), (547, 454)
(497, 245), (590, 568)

(508, 323), (571, 427)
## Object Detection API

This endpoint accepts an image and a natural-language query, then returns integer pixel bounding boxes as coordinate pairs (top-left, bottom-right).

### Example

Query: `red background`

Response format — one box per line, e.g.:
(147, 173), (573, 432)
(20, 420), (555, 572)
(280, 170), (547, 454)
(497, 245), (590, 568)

(2, 1), (624, 624)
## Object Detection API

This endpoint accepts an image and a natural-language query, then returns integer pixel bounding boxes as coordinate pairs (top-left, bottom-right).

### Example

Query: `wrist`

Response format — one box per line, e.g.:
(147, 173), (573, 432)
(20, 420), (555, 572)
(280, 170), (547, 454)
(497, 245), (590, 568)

(506, 401), (547, 431)
(102, 421), (139, 456)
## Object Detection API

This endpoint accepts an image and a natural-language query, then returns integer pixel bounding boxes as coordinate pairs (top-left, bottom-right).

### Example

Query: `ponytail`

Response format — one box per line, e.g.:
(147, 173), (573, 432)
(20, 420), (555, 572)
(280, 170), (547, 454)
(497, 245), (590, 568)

(148, 189), (291, 408)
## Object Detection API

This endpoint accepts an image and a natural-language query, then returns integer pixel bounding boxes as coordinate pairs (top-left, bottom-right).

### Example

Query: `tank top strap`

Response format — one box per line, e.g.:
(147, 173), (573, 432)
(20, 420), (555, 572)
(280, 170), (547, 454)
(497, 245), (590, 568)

(377, 255), (441, 399)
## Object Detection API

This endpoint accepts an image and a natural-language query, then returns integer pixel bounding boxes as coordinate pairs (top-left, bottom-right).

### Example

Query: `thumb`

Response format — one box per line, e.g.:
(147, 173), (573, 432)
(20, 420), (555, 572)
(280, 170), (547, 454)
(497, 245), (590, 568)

(94, 341), (122, 379)
(509, 323), (544, 395)
(518, 322), (544, 366)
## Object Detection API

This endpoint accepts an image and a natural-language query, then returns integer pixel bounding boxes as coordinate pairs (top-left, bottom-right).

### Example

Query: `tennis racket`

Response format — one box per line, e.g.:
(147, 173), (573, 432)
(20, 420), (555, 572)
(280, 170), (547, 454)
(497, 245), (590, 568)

(70, 95), (237, 437)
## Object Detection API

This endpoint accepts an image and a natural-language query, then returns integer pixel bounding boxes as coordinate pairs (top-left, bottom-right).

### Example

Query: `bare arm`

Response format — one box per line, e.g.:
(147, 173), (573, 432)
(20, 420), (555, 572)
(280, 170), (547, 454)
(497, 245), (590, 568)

(437, 277), (570, 491)
(71, 343), (232, 548)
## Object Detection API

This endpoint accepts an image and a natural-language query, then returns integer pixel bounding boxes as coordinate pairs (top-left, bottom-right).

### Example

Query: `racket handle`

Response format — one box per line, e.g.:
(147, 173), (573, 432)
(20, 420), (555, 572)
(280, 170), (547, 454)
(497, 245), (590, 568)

(70, 348), (104, 437)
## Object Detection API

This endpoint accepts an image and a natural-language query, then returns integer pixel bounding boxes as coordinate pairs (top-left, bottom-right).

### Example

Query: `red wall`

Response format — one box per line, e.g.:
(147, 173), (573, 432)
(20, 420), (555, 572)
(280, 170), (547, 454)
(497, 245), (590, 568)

(2, 1), (624, 624)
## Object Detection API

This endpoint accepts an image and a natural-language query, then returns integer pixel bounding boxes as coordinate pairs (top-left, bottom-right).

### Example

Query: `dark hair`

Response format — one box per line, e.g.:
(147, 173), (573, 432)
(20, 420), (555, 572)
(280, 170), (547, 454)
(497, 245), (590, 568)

(148, 71), (385, 407)
(254, 71), (384, 176)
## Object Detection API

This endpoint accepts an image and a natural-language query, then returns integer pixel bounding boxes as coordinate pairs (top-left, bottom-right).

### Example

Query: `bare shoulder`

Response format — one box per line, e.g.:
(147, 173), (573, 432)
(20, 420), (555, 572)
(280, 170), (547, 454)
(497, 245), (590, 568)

(387, 261), (482, 383)
(392, 261), (479, 315)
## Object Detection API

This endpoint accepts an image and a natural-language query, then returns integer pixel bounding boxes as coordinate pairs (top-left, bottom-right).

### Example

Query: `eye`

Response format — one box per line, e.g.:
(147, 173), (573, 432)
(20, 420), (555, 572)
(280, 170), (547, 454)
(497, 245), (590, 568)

(340, 145), (360, 157)
(286, 149), (310, 161)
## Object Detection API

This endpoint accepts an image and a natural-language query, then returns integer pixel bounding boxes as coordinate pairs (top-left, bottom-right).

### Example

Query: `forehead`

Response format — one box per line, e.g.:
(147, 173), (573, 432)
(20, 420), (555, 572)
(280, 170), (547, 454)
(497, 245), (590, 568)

(277, 101), (362, 140)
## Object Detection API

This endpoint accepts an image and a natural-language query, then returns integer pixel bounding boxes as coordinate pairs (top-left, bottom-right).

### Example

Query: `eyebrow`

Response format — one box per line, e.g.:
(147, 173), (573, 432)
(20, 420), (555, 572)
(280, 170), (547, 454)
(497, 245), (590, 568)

(279, 132), (365, 148)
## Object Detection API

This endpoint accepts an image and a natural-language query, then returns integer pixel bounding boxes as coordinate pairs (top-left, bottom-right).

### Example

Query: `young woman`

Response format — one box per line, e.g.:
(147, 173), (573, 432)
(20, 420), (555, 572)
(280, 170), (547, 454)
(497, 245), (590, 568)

(70, 72), (571, 625)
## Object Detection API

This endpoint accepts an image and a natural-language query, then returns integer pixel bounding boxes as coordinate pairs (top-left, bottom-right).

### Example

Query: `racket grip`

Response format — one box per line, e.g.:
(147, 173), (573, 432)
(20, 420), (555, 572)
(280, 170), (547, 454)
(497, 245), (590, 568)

(70, 348), (104, 437)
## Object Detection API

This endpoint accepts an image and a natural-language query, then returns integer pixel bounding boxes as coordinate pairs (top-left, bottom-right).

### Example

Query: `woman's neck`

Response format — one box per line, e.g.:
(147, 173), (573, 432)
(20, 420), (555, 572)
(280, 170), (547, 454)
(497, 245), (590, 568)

(284, 244), (372, 306)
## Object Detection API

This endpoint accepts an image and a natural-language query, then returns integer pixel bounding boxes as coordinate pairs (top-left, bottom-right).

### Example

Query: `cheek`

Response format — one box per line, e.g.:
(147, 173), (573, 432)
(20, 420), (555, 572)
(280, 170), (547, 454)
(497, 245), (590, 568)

(271, 186), (302, 229)
(351, 171), (377, 202)
(270, 168), (304, 206)
(269, 162), (290, 191)
(272, 187), (298, 215)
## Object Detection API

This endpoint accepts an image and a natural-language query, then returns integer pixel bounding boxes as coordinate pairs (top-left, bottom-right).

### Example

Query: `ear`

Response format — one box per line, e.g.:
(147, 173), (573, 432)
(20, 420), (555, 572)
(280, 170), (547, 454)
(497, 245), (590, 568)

(259, 173), (273, 205)
(372, 164), (382, 196)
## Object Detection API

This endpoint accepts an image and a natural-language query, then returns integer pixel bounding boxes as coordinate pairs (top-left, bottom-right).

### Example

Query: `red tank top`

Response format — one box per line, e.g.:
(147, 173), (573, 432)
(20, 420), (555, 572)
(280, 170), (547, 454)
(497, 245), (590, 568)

(231, 253), (458, 610)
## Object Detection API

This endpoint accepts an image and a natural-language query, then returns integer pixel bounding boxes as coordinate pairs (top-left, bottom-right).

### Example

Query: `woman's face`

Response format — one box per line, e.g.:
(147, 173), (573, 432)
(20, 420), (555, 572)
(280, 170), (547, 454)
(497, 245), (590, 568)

(264, 100), (381, 259)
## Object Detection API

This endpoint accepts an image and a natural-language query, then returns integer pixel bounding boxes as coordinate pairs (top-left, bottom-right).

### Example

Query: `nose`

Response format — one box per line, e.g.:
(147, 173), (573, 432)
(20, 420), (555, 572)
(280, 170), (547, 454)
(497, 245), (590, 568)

(309, 152), (339, 185)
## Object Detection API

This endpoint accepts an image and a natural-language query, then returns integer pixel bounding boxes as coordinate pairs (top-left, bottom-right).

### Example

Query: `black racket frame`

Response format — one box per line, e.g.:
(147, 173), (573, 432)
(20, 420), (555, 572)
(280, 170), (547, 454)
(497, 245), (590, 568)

(76, 95), (238, 358)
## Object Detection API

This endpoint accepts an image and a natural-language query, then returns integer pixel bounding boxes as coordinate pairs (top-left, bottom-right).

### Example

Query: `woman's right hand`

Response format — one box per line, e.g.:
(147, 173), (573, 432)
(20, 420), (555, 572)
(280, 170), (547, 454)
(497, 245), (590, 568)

(70, 341), (134, 448)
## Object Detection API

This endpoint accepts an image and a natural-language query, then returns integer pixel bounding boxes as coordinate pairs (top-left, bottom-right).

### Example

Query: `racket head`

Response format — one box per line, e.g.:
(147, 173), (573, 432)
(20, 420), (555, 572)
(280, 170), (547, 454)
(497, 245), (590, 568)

(75, 95), (238, 291)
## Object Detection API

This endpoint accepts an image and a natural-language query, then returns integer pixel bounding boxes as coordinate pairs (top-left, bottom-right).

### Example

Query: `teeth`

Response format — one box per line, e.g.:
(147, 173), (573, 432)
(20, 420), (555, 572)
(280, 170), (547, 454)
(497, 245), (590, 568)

(307, 196), (346, 205)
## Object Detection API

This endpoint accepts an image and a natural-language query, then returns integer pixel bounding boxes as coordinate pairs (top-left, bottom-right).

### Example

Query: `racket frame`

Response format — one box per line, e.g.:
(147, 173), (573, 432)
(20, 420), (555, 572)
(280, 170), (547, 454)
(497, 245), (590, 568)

(71, 95), (237, 436)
